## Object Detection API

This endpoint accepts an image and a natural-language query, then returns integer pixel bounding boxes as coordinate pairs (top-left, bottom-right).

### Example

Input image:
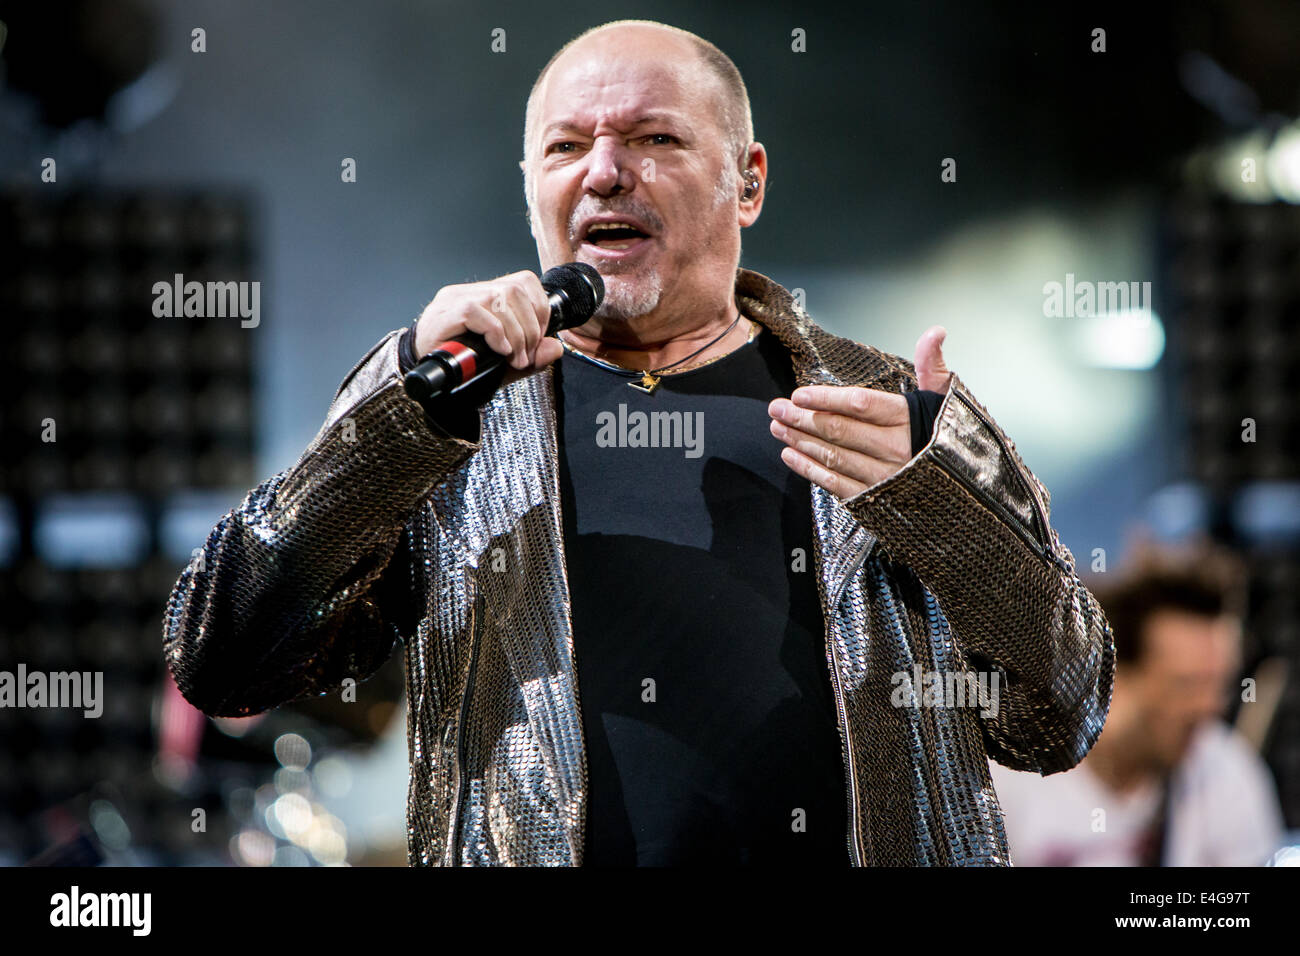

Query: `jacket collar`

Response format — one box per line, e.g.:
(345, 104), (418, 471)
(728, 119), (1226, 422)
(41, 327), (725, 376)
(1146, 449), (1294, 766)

(732, 267), (886, 609)
(734, 267), (912, 393)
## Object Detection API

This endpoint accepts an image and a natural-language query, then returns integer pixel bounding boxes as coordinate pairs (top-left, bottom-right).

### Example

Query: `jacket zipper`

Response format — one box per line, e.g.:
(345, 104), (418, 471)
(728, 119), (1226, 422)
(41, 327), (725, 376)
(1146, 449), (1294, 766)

(826, 633), (866, 866)
(448, 588), (484, 865)
(823, 520), (875, 866)
(951, 391), (1055, 562)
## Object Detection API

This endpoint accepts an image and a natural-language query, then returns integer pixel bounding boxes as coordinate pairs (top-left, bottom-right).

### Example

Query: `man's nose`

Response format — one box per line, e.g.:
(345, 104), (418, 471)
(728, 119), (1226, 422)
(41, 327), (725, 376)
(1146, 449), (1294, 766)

(582, 137), (637, 196)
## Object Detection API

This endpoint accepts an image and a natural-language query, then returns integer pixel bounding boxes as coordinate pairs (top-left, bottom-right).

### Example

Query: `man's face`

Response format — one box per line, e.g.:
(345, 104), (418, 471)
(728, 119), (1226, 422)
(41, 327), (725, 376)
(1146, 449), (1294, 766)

(524, 30), (749, 324)
(1123, 610), (1241, 771)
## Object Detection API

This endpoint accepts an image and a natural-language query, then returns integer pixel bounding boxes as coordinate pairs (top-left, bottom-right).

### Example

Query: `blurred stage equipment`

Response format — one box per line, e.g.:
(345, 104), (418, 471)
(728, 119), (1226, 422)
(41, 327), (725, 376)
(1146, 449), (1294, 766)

(1163, 190), (1300, 826)
(0, 190), (256, 863)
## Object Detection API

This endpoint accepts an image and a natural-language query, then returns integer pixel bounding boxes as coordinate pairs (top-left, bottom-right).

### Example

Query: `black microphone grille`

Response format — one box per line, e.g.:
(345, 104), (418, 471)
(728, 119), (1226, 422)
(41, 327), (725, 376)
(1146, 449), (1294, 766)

(542, 262), (604, 320)
(569, 262), (604, 305)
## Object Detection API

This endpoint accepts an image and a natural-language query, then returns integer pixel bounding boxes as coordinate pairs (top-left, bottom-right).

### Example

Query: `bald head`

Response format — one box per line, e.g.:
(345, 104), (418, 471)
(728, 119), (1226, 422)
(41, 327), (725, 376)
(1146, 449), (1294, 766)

(521, 20), (753, 212)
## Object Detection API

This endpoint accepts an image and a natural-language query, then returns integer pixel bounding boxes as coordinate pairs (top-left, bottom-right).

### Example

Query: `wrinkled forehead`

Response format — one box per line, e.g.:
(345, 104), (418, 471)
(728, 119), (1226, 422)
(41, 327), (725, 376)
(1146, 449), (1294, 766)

(533, 38), (714, 144)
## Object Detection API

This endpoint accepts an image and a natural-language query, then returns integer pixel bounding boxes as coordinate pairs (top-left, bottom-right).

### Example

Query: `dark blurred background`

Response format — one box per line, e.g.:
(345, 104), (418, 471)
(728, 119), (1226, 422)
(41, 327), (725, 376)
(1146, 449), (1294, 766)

(0, 0), (1297, 865)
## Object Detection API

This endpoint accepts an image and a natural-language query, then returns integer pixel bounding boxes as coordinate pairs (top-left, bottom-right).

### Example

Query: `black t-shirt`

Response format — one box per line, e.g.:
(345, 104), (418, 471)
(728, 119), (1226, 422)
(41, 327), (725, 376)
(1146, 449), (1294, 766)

(554, 328), (851, 866)
(398, 322), (945, 866)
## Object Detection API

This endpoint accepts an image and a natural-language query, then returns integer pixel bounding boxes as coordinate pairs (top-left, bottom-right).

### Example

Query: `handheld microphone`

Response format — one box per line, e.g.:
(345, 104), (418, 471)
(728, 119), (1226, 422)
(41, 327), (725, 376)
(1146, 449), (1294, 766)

(403, 262), (604, 404)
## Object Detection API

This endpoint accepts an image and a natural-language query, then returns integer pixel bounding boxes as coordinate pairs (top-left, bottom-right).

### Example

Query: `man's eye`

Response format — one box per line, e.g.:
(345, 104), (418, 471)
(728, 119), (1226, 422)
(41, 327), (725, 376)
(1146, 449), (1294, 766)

(645, 134), (677, 145)
(547, 142), (578, 154)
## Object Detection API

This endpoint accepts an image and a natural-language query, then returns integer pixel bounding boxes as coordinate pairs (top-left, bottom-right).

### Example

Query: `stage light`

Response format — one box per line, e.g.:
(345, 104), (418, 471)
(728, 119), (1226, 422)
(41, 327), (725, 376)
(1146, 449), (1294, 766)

(1073, 309), (1166, 370)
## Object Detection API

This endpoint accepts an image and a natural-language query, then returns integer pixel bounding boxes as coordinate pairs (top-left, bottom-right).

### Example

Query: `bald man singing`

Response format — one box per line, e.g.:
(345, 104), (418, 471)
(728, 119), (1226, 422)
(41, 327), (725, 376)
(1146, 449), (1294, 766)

(164, 20), (1115, 866)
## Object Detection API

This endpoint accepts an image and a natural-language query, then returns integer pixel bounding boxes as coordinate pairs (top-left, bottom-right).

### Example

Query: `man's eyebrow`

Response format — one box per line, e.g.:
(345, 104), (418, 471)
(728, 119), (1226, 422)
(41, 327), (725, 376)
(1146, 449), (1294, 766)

(540, 113), (691, 139)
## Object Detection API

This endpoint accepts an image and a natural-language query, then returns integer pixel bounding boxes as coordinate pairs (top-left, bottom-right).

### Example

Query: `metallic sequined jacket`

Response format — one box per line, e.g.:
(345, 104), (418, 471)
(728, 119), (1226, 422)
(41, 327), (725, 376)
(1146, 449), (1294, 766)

(163, 267), (1115, 866)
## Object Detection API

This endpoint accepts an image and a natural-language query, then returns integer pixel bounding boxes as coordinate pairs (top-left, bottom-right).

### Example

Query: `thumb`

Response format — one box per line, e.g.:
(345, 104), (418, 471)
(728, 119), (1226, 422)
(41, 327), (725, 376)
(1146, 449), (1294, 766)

(914, 325), (951, 393)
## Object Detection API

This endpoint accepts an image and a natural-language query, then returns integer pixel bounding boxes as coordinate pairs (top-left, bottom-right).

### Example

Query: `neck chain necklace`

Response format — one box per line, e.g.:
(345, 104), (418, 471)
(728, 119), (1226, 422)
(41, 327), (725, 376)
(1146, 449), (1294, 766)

(559, 312), (755, 394)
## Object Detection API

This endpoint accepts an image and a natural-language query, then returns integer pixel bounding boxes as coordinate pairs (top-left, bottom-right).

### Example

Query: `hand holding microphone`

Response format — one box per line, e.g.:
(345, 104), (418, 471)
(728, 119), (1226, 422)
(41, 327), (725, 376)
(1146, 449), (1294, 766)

(404, 263), (604, 404)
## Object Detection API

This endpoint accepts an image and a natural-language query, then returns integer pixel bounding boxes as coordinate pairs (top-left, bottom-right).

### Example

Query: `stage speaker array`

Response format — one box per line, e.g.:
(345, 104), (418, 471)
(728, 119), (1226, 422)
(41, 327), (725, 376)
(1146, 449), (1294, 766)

(1163, 192), (1300, 829)
(0, 191), (256, 863)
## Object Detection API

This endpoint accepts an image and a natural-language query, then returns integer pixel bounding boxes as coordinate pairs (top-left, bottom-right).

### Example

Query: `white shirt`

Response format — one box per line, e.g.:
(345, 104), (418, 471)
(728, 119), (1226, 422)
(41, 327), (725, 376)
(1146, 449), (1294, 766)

(989, 720), (1286, 866)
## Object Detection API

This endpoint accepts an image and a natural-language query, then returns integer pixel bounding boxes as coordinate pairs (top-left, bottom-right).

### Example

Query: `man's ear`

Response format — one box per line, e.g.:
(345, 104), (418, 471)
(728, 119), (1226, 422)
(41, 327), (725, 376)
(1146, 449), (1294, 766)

(738, 142), (768, 228)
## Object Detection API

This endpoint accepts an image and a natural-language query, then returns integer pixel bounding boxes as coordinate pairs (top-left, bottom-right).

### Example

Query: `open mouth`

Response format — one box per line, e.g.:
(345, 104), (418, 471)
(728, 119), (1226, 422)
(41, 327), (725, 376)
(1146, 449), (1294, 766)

(580, 221), (651, 252)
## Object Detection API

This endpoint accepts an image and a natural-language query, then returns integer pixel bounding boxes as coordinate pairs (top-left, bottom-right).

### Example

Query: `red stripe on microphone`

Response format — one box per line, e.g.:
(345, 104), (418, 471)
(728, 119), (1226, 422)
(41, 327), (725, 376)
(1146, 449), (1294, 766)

(438, 340), (477, 383)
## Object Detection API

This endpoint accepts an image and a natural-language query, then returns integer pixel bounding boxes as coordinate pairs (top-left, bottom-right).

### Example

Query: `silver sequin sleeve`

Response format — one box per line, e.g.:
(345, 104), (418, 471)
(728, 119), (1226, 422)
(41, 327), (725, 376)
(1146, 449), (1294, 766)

(162, 330), (481, 717)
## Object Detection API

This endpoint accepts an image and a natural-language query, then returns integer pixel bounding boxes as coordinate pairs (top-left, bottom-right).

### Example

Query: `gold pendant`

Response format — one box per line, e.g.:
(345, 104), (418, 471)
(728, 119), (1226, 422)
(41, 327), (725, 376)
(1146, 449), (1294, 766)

(628, 371), (660, 394)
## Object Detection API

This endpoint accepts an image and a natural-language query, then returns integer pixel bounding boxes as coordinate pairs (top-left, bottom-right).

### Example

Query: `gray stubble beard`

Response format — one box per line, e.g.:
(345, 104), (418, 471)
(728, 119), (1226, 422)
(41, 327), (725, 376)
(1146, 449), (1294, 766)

(592, 267), (664, 321)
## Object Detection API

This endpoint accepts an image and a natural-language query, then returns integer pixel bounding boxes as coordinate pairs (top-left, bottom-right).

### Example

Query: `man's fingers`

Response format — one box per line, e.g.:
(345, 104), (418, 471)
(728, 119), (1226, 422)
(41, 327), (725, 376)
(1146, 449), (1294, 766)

(510, 271), (553, 358)
(913, 325), (951, 394)
(485, 287), (534, 369)
(533, 337), (564, 367)
(465, 303), (524, 367)
(501, 336), (565, 387)
(786, 385), (907, 425)
(777, 445), (869, 501)
(505, 284), (543, 354)
(768, 396), (910, 463)
(769, 418), (894, 492)
(416, 269), (554, 363)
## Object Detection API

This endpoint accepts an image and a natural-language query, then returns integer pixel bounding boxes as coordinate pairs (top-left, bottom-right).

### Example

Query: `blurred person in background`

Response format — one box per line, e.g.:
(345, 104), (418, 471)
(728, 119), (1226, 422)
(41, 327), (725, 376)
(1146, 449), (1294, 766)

(990, 539), (1286, 866)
